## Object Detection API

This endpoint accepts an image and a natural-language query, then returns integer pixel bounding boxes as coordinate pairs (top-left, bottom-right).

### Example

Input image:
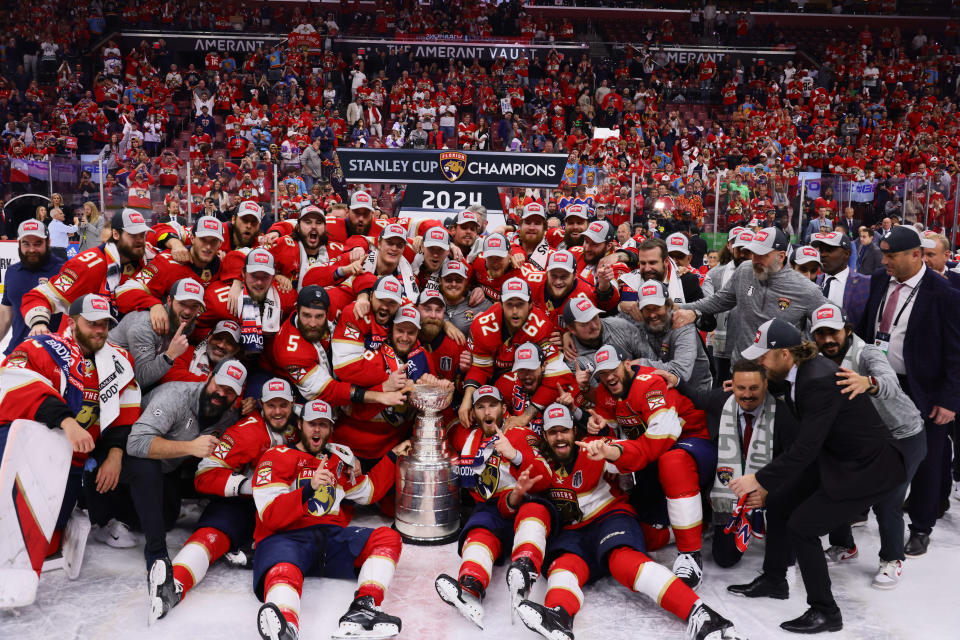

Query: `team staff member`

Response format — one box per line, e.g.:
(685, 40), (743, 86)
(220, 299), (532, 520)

(856, 226), (960, 558)
(730, 319), (905, 633)
(22, 209), (149, 336)
(673, 229), (826, 361)
(0, 220), (66, 354)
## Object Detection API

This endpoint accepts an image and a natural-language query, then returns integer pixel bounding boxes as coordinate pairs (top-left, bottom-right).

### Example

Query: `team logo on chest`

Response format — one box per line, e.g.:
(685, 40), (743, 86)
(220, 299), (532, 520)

(477, 456), (501, 500)
(548, 486), (583, 524)
(777, 297), (791, 311)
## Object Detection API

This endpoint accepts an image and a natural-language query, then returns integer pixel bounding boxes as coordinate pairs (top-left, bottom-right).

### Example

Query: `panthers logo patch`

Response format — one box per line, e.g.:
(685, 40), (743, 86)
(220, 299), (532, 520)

(477, 457), (501, 500)
(548, 487), (583, 524)
(717, 466), (734, 486)
(303, 480), (336, 516)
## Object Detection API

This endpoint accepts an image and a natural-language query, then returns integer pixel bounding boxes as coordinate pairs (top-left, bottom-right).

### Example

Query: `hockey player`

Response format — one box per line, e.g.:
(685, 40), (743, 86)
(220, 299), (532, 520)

(515, 403), (742, 640)
(529, 249), (619, 330)
(440, 258), (492, 336)
(160, 320), (242, 385)
(251, 399), (410, 640)
(435, 385), (554, 628)
(264, 205), (365, 287)
(510, 202), (552, 270)
(590, 345), (716, 589)
(469, 233), (527, 303)
(459, 277), (556, 426)
(22, 209), (149, 336)
(150, 378), (299, 622)
(415, 288), (468, 383)
(494, 341), (580, 434)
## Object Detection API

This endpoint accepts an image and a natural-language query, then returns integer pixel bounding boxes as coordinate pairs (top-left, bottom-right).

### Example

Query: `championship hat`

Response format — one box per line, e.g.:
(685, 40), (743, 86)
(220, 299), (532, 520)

(261, 378), (294, 403)
(212, 359), (247, 395)
(69, 294), (116, 326)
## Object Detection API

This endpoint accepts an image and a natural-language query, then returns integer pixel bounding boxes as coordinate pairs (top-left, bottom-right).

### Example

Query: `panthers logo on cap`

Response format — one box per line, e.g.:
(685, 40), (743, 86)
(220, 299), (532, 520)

(553, 253), (569, 262)
(670, 236), (685, 246)
(754, 329), (763, 344)
(439, 151), (467, 182)
(227, 365), (243, 380)
(23, 221), (39, 231)
(596, 349), (610, 362)
(507, 281), (523, 291)
(816, 308), (834, 320)
(576, 298), (591, 311)
(184, 282), (201, 295)
(268, 381), (285, 392)
(354, 193), (369, 203)
(384, 280), (399, 293)
(487, 237), (502, 248)
(589, 222), (604, 232)
(802, 247), (818, 257)
(429, 228), (445, 240)
(400, 307), (417, 319)
(128, 212), (145, 224)
(253, 252), (270, 264)
(477, 385), (496, 395)
(755, 231), (769, 242)
(223, 320), (239, 331)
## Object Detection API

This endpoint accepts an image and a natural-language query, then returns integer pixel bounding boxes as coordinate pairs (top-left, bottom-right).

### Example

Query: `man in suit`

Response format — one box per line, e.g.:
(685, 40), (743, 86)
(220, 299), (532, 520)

(839, 206), (860, 240)
(855, 226), (883, 275)
(857, 226), (960, 557)
(811, 231), (871, 327)
(921, 231), (960, 290)
(678, 359), (799, 569)
(730, 319), (905, 634)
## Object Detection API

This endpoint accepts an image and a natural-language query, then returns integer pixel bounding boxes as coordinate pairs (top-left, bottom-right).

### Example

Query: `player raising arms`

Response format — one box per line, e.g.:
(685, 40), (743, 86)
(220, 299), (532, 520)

(251, 399), (411, 640)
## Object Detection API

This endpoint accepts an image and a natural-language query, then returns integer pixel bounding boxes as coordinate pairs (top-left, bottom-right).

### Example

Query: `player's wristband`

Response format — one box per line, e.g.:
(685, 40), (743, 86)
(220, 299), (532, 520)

(162, 354), (175, 365)
(350, 385), (365, 404)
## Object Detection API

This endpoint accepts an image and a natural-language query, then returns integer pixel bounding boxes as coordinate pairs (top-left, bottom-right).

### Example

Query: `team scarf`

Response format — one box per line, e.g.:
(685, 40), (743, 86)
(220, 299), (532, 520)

(362, 249), (419, 301)
(664, 257), (686, 304)
(456, 431), (500, 490)
(723, 494), (766, 553)
(710, 392), (776, 525)
(711, 262), (737, 354)
(525, 237), (552, 270)
(840, 333), (867, 371)
(101, 241), (125, 294)
(239, 285), (282, 354)
(33, 333), (85, 415)
(410, 253), (442, 293)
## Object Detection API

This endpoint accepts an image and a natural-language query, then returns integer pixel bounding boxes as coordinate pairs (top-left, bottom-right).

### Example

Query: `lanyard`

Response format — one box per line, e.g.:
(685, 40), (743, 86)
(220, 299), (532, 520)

(876, 280), (920, 331)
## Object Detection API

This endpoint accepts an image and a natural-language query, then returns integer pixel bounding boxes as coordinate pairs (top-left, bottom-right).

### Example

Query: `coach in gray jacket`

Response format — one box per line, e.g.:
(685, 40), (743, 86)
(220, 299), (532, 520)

(122, 360), (245, 575)
(674, 229), (827, 361)
(561, 298), (649, 384)
(109, 278), (205, 392)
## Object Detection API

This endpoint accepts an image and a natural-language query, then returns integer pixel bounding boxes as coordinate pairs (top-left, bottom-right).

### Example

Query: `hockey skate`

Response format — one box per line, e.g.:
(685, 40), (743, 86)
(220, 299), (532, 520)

(686, 602), (746, 640)
(330, 594), (402, 639)
(257, 602), (298, 640)
(62, 508), (91, 579)
(506, 556), (538, 624)
(673, 551), (704, 590)
(435, 573), (485, 628)
(148, 557), (183, 624)
(516, 599), (575, 640)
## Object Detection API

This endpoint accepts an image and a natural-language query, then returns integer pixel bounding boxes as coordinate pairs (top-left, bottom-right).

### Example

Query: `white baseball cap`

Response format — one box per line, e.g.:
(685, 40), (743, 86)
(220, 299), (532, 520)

(562, 297), (601, 325)
(483, 233), (510, 259)
(172, 278), (205, 305)
(543, 403), (574, 430)
(113, 208), (151, 235)
(745, 228), (789, 256)
(521, 202), (546, 220)
(454, 210), (481, 227)
(261, 378), (294, 403)
(501, 277), (530, 302)
(17, 219), (46, 240)
(593, 344), (627, 378)
(473, 385), (503, 405)
(727, 226), (745, 243)
(380, 224), (407, 242)
(350, 190), (374, 211)
(417, 288), (446, 308)
(69, 294), (116, 325)
(512, 342), (543, 371)
(423, 226), (450, 249)
(302, 398), (334, 423)
(194, 216), (224, 241)
(394, 305), (421, 328)
(810, 303), (846, 331)
(245, 248), (275, 275)
(441, 259), (469, 279)
(237, 200), (263, 221)
(793, 246), (821, 266)
(564, 203), (589, 220)
(637, 280), (668, 309)
(212, 319), (242, 343)
(546, 250), (576, 273)
(665, 232), (690, 256)
(733, 229), (755, 249)
(373, 275), (403, 303)
(583, 220), (612, 244)
(212, 359), (247, 395)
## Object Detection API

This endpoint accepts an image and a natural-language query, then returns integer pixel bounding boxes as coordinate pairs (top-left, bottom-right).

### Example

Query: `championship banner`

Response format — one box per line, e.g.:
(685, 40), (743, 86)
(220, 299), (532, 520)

(332, 37), (588, 63)
(400, 184), (503, 216)
(337, 149), (567, 188)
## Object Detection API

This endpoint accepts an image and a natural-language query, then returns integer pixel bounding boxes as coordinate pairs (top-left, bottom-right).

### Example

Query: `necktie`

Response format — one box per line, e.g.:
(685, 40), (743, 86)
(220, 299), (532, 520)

(741, 412), (754, 463)
(822, 276), (836, 298)
(878, 282), (905, 335)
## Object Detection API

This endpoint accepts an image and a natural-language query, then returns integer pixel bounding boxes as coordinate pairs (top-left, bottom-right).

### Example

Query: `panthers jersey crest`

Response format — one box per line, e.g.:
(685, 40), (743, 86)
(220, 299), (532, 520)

(548, 486), (583, 524)
(477, 456), (501, 500)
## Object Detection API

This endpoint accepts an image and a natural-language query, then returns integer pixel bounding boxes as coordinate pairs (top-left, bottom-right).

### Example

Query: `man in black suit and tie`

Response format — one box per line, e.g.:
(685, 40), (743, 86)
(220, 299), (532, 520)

(677, 359), (799, 569)
(729, 319), (905, 634)
(857, 226), (960, 557)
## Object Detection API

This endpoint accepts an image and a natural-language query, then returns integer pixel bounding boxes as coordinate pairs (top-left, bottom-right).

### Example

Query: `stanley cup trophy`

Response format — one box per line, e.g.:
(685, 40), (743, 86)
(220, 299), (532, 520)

(395, 384), (461, 544)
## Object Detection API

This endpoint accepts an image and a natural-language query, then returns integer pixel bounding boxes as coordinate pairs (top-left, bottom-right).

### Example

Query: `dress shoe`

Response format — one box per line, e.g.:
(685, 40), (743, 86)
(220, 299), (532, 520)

(904, 531), (930, 557)
(780, 607), (843, 634)
(727, 573), (789, 599)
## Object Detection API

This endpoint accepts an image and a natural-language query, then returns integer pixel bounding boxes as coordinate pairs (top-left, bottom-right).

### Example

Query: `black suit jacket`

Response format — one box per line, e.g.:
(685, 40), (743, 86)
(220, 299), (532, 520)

(755, 355), (904, 502)
(856, 266), (960, 416)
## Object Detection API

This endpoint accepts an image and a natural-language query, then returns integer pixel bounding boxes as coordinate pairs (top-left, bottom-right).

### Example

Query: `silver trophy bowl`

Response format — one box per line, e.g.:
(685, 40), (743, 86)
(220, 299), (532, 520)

(395, 384), (460, 544)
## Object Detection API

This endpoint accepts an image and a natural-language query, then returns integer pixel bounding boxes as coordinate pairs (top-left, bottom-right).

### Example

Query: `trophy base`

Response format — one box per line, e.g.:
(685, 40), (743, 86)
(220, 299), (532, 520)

(392, 523), (461, 546)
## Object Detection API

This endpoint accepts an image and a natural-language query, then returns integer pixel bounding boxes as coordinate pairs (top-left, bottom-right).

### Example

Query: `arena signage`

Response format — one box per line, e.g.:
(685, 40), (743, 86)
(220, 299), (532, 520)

(400, 184), (503, 215)
(116, 32), (286, 53)
(337, 149), (567, 188)
(637, 45), (797, 67)
(333, 38), (588, 63)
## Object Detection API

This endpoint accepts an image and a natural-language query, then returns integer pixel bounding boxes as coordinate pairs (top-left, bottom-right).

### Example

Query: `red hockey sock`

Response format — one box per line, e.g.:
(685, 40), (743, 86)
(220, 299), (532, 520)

(511, 501), (551, 573)
(355, 527), (402, 606)
(459, 527), (501, 594)
(608, 547), (698, 620)
(173, 527), (231, 595)
(264, 563), (304, 632)
(658, 449), (703, 553)
(543, 554), (588, 617)
(641, 522), (671, 552)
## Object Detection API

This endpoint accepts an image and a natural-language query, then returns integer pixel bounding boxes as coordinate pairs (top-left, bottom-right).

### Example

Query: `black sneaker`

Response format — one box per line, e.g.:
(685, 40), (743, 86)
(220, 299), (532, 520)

(333, 594), (402, 639)
(516, 599), (575, 640)
(904, 531), (930, 557)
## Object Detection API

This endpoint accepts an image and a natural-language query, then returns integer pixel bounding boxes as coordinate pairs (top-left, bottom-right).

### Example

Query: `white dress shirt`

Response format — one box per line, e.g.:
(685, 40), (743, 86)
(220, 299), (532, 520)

(879, 264), (925, 375)
(822, 266), (849, 308)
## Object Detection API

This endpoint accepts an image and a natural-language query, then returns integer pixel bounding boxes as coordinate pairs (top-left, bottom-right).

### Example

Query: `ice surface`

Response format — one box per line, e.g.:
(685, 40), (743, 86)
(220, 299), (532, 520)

(2, 505), (959, 640)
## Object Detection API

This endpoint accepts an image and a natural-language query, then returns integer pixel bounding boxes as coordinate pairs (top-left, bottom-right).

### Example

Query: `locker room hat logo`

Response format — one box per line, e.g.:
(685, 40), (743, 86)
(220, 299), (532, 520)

(473, 385), (503, 404)
(544, 403), (573, 429)
(227, 366), (243, 380)
(816, 308), (834, 320)
(440, 151), (468, 182)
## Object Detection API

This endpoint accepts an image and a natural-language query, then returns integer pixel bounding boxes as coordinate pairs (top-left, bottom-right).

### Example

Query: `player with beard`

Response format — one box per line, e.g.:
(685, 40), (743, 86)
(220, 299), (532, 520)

(440, 259), (492, 335)
(459, 278), (557, 427)
(494, 342), (580, 435)
(448, 209), (482, 260)
(251, 399), (410, 640)
(435, 386), (554, 629)
(325, 190), (391, 243)
(115, 216), (223, 331)
(269, 285), (407, 408)
(166, 201), (263, 255)
(264, 205), (366, 287)
(590, 345), (715, 590)
(416, 288), (468, 382)
(0, 220), (65, 356)
(548, 203), (589, 250)
(530, 249), (619, 331)
(110, 278), (206, 392)
(23, 209), (148, 337)
(412, 226), (451, 292)
(0, 294), (138, 598)
(161, 320), (243, 385)
(515, 403), (743, 640)
(151, 378), (301, 623)
(574, 219), (634, 287)
(509, 202), (552, 270)
(634, 281), (713, 393)
(809, 303), (925, 590)
(561, 297), (647, 373)
(675, 229), (826, 362)
(130, 360), (246, 606)
(619, 237), (712, 330)
(197, 250), (297, 357)
(469, 233), (527, 304)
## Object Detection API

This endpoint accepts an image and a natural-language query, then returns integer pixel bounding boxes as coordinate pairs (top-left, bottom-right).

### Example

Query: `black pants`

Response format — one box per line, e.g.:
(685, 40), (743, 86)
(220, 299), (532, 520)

(713, 356), (731, 388)
(711, 523), (745, 568)
(900, 375), (951, 534)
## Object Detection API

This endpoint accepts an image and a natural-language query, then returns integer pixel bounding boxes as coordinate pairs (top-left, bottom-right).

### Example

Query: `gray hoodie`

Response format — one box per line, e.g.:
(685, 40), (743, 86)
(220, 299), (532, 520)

(680, 261), (827, 361)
